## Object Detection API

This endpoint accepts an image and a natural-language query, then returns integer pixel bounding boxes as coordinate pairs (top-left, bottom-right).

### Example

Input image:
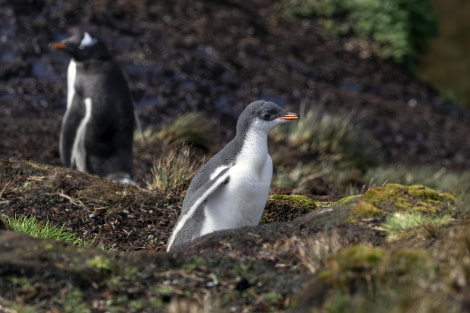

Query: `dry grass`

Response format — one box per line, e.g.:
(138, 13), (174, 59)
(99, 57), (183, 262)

(142, 112), (214, 150)
(271, 103), (382, 191)
(272, 103), (382, 170)
(149, 145), (204, 194)
(296, 230), (344, 274)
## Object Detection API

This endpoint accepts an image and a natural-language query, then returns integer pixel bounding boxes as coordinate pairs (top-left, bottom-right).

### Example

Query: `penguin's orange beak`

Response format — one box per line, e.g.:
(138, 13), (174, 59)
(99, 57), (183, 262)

(51, 43), (68, 50)
(278, 113), (300, 121)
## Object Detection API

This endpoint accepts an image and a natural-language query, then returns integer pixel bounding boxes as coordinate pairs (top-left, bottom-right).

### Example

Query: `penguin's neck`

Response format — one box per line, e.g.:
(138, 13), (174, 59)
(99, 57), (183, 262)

(235, 127), (269, 170)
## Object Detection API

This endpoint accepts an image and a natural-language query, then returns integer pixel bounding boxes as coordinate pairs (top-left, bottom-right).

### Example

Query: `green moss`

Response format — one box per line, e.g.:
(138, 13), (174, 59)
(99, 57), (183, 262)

(411, 201), (438, 214)
(349, 184), (455, 222)
(335, 194), (362, 206)
(319, 245), (433, 287)
(87, 255), (112, 271)
(407, 185), (456, 202)
(335, 245), (384, 270)
(349, 200), (383, 220)
(362, 183), (404, 205)
(389, 249), (431, 274)
(269, 194), (317, 210)
(319, 245), (385, 285)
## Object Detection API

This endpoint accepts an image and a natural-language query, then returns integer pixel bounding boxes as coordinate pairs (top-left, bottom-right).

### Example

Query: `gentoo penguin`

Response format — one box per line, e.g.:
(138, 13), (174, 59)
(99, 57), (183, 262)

(52, 31), (135, 183)
(166, 100), (300, 251)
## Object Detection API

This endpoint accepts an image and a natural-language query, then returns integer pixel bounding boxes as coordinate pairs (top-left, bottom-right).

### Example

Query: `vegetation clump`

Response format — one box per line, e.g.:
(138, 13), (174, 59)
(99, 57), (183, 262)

(272, 104), (382, 189)
(3, 215), (92, 247)
(150, 145), (204, 194)
(269, 194), (317, 210)
(350, 183), (455, 219)
(273, 105), (381, 171)
(144, 112), (214, 150)
(349, 184), (456, 241)
(384, 212), (453, 241)
(278, 0), (437, 67)
(313, 246), (444, 313)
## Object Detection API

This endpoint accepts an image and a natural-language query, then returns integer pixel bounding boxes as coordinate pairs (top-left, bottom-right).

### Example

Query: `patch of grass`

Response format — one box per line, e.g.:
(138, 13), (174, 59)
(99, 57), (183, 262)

(278, 0), (437, 67)
(3, 215), (93, 247)
(272, 163), (329, 191)
(145, 112), (213, 150)
(384, 212), (453, 241)
(272, 104), (382, 183)
(149, 145), (204, 194)
(87, 255), (113, 271)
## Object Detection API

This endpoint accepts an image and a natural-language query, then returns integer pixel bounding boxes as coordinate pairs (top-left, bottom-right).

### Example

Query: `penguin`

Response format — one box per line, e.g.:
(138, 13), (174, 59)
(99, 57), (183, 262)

(52, 31), (135, 183)
(166, 100), (300, 251)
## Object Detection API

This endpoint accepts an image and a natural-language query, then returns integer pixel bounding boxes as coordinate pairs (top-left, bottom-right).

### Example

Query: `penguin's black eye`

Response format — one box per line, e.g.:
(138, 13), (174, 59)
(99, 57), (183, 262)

(262, 113), (271, 120)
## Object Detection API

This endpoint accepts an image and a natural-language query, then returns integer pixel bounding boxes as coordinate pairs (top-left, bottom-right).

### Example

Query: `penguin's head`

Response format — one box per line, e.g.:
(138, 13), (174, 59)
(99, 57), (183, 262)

(51, 31), (111, 62)
(237, 100), (300, 135)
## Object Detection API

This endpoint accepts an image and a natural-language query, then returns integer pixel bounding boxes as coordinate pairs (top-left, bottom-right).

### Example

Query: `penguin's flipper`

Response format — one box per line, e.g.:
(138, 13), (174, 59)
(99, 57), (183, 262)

(182, 167), (231, 216)
(60, 95), (85, 167)
(166, 167), (230, 250)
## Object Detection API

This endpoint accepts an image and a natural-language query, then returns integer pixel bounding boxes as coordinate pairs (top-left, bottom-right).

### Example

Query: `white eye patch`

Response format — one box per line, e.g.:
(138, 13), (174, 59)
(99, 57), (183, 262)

(79, 32), (97, 49)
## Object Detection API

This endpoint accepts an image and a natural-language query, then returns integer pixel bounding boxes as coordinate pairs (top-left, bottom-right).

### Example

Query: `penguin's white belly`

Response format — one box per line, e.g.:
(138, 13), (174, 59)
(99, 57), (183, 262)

(71, 98), (93, 171)
(200, 155), (273, 237)
(66, 60), (76, 109)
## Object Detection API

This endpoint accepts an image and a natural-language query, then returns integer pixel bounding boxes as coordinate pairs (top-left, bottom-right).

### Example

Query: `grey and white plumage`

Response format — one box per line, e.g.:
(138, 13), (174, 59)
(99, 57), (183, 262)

(166, 100), (300, 251)
(52, 31), (135, 183)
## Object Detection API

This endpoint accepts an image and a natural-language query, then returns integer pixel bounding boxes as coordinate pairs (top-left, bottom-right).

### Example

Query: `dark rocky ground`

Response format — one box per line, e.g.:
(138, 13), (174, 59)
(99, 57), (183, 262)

(1, 0), (470, 312)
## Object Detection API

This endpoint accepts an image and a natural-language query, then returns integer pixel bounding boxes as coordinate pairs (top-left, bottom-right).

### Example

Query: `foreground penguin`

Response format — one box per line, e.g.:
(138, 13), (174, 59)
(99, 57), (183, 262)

(52, 31), (135, 183)
(166, 100), (300, 251)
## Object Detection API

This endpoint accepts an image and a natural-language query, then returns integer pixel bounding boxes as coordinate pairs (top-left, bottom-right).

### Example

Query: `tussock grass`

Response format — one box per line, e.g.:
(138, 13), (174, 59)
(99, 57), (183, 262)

(272, 104), (381, 170)
(4, 215), (92, 247)
(273, 163), (326, 190)
(297, 230), (344, 274)
(272, 103), (382, 190)
(384, 212), (453, 241)
(143, 112), (213, 150)
(149, 145), (204, 194)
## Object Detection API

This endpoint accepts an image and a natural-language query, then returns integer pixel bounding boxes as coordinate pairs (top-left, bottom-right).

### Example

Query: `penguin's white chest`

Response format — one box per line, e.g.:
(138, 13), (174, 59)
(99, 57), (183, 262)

(71, 98), (93, 171)
(66, 60), (76, 109)
(200, 131), (273, 236)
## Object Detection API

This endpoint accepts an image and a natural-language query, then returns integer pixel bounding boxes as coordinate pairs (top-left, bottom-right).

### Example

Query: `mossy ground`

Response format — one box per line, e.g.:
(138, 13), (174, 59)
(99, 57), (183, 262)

(1, 160), (470, 312)
(350, 183), (455, 218)
(348, 183), (457, 241)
